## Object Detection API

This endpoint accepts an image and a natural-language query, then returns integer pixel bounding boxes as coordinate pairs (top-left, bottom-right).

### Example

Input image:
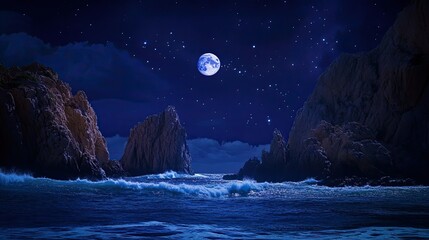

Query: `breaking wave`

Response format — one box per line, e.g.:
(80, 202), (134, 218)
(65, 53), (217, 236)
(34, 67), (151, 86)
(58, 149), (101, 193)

(0, 170), (33, 184)
(142, 171), (207, 179)
(0, 170), (266, 198)
(76, 178), (267, 197)
(2, 170), (425, 200)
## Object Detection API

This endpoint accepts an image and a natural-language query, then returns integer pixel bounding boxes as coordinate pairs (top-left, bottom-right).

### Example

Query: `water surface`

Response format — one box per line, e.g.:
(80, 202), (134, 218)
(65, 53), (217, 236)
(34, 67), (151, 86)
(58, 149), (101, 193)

(1, 171), (428, 239)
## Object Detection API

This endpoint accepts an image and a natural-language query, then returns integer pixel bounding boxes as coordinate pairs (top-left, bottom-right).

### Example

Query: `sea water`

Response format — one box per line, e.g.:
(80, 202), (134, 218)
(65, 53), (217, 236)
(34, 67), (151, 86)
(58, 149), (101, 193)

(1, 170), (429, 239)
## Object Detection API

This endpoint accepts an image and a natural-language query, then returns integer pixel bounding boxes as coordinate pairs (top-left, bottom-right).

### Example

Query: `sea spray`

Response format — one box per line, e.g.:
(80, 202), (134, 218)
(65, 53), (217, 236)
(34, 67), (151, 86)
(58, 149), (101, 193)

(0, 170), (33, 184)
(74, 178), (267, 198)
(0, 171), (266, 198)
(142, 171), (208, 179)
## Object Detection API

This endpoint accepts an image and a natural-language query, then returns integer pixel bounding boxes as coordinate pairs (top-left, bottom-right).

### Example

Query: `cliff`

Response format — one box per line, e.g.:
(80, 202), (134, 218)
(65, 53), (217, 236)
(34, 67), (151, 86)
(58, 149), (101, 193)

(120, 106), (193, 176)
(288, 0), (429, 183)
(0, 63), (122, 180)
(225, 1), (429, 185)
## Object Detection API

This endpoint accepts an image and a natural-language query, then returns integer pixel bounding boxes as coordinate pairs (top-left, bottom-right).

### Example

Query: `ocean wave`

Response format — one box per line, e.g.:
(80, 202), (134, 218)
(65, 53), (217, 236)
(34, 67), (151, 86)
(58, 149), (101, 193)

(0, 170), (33, 184)
(76, 178), (267, 197)
(142, 171), (207, 179)
(0, 221), (261, 239)
(298, 178), (319, 184)
(0, 169), (264, 197)
(2, 170), (427, 199)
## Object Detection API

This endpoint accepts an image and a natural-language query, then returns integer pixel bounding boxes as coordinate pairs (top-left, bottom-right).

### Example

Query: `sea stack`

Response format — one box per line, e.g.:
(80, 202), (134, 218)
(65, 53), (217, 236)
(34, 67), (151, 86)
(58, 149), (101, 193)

(0, 63), (122, 180)
(225, 1), (429, 185)
(120, 106), (193, 176)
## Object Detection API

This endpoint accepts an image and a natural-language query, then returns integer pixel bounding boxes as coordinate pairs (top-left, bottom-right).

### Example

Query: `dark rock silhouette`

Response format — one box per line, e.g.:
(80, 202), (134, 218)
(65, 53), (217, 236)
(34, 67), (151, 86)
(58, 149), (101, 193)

(222, 157), (261, 181)
(225, 1), (429, 185)
(223, 130), (290, 182)
(120, 106), (193, 176)
(0, 63), (123, 180)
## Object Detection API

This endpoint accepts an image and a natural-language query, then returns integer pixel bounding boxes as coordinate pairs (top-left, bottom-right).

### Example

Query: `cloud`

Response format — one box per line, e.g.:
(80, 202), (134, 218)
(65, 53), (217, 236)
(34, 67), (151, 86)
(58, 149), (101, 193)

(0, 33), (167, 101)
(187, 138), (269, 173)
(0, 33), (53, 66)
(105, 136), (269, 173)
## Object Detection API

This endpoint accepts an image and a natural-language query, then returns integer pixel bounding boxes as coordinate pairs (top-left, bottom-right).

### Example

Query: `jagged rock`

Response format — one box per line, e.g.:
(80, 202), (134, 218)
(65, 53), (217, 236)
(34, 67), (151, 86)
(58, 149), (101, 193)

(262, 129), (287, 166)
(256, 130), (289, 181)
(120, 106), (193, 176)
(309, 121), (392, 178)
(287, 0), (429, 184)
(0, 63), (123, 180)
(225, 1), (429, 185)
(223, 130), (288, 182)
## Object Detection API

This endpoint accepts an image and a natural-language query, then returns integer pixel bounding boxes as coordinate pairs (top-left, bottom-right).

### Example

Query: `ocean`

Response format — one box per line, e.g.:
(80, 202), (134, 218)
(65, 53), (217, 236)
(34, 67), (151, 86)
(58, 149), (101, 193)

(1, 171), (429, 239)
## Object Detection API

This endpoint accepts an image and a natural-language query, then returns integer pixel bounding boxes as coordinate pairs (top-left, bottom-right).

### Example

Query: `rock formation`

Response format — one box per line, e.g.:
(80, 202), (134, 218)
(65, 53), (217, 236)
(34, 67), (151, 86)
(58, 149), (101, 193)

(0, 63), (123, 180)
(223, 130), (289, 181)
(120, 106), (193, 176)
(0, 64), (193, 179)
(225, 1), (429, 185)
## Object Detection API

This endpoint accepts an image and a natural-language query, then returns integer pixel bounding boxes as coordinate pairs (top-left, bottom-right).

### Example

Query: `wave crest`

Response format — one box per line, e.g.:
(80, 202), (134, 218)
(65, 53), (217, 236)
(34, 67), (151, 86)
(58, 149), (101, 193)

(0, 170), (264, 197)
(143, 171), (207, 179)
(0, 170), (33, 184)
(78, 178), (266, 197)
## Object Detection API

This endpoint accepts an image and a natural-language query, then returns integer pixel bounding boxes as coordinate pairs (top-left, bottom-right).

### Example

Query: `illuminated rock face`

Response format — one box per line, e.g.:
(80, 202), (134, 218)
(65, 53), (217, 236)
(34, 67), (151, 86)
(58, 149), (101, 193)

(120, 106), (193, 176)
(0, 63), (122, 180)
(0, 65), (191, 179)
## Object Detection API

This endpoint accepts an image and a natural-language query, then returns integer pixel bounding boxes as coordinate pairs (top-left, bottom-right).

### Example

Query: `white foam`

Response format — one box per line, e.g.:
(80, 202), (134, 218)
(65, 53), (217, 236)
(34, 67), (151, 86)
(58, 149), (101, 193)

(0, 170), (33, 184)
(0, 170), (264, 197)
(84, 178), (267, 197)
(144, 171), (207, 179)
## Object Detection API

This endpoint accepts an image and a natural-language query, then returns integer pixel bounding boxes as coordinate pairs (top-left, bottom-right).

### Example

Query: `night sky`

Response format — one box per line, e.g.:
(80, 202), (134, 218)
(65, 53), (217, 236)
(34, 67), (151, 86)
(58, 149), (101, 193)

(0, 0), (409, 146)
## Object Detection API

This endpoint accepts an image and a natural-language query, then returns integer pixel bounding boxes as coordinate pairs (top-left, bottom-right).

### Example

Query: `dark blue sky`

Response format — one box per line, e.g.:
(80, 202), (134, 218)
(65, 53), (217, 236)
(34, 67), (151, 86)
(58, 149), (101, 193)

(0, 0), (409, 145)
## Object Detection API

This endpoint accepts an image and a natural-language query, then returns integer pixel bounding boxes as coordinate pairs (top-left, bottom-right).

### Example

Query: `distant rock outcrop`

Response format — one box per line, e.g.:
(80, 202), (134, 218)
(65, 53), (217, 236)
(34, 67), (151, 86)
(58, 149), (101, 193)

(0, 63), (123, 180)
(223, 130), (289, 182)
(225, 1), (429, 185)
(120, 106), (193, 176)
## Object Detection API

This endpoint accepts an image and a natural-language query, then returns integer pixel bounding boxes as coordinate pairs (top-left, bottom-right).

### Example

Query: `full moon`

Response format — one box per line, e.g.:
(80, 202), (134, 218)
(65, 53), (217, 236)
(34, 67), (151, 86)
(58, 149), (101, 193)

(197, 53), (220, 76)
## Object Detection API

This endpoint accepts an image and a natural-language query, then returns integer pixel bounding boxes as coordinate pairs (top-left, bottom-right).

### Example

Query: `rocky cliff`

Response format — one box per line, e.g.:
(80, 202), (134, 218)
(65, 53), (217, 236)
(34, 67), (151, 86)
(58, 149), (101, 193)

(0, 63), (122, 180)
(225, 1), (429, 185)
(120, 106), (193, 176)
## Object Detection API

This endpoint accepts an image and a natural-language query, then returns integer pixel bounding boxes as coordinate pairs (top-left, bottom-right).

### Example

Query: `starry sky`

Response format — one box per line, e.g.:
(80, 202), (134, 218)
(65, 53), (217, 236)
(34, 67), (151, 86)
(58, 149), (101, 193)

(0, 0), (410, 146)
